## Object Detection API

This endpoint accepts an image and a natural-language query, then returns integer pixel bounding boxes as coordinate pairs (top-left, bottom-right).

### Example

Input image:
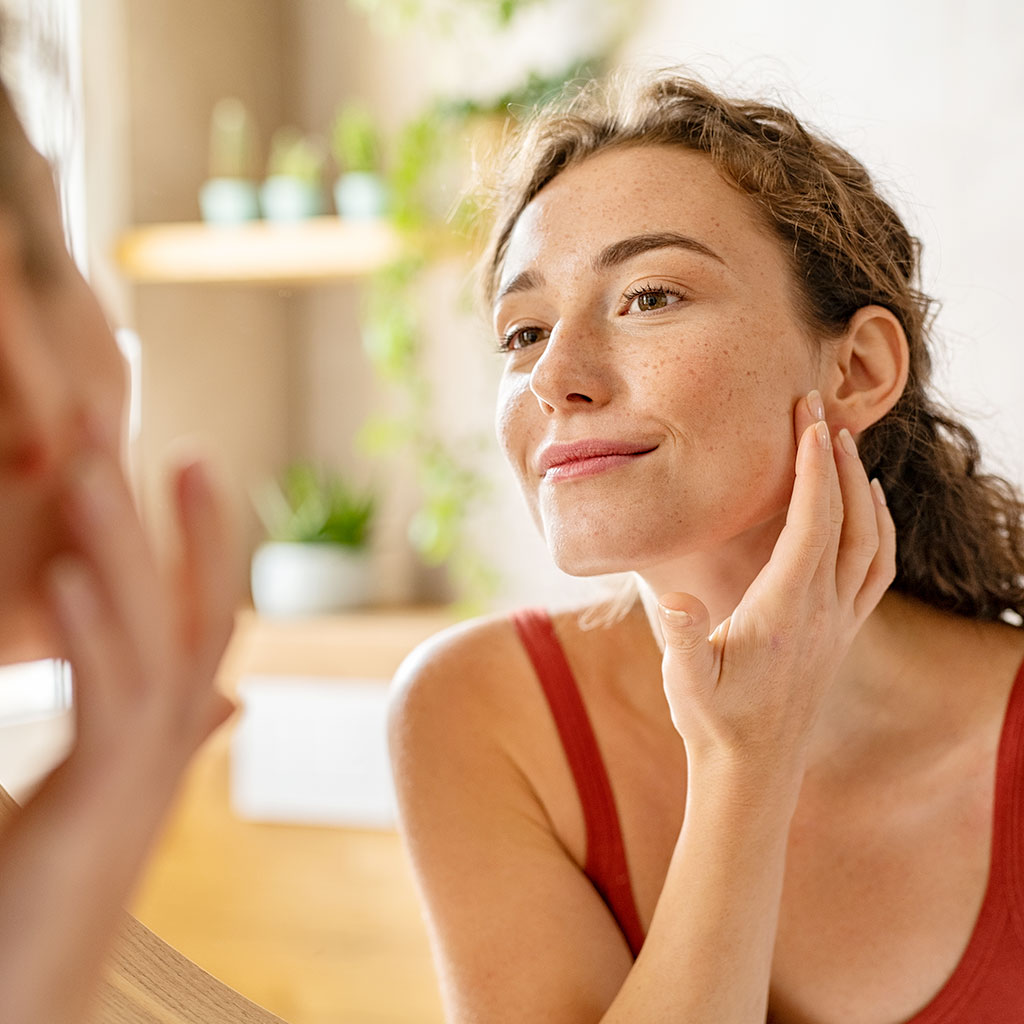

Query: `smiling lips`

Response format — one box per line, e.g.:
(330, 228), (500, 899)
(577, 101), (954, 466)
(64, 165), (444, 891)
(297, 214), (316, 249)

(537, 439), (659, 481)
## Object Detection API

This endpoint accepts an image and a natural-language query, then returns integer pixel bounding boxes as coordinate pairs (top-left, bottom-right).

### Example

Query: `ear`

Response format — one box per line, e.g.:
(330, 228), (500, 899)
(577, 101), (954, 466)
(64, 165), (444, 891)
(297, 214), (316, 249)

(0, 216), (64, 476)
(821, 305), (909, 435)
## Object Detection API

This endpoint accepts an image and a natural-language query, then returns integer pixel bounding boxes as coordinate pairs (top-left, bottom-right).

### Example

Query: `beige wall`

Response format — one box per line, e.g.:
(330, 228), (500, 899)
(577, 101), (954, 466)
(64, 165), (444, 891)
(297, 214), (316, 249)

(81, 0), (624, 613)
(85, 0), (422, 602)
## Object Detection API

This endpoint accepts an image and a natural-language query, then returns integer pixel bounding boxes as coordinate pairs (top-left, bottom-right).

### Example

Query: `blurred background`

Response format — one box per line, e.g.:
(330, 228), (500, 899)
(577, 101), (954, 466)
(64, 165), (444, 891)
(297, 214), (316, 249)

(13, 0), (1024, 621)
(1, 0), (1021, 1021)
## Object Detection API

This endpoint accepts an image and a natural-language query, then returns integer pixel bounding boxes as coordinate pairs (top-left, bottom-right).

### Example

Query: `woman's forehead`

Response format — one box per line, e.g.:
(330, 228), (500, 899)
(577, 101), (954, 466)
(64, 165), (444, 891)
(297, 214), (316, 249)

(497, 145), (782, 296)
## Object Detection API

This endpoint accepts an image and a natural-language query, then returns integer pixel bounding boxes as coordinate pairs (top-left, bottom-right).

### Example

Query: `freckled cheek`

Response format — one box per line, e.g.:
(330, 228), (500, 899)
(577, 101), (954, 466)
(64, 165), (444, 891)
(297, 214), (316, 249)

(632, 334), (752, 434)
(494, 376), (536, 479)
(637, 326), (795, 468)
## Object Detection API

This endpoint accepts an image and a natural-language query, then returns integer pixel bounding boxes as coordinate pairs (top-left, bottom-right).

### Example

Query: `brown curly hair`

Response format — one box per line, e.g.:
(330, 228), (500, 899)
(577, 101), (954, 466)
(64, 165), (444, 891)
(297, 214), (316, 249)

(481, 69), (1024, 624)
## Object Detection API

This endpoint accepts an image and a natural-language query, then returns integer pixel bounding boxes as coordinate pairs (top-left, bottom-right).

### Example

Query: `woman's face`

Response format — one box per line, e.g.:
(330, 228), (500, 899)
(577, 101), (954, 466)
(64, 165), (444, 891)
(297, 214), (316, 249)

(493, 144), (826, 579)
(0, 125), (127, 660)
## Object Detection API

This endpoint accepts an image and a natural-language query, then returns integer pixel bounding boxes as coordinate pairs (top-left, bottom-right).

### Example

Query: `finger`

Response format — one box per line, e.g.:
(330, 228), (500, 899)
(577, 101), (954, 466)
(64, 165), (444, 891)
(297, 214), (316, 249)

(658, 593), (716, 705)
(798, 390), (847, 586)
(201, 692), (237, 743)
(46, 556), (128, 730)
(853, 478), (896, 620)
(62, 452), (166, 676)
(174, 457), (237, 674)
(761, 417), (838, 599)
(833, 428), (880, 604)
(792, 388), (824, 445)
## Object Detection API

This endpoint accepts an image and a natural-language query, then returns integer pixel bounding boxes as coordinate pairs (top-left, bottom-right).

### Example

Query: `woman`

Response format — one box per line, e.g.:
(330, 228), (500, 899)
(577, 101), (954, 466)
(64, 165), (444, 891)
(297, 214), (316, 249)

(390, 71), (1024, 1022)
(0, 60), (287, 1024)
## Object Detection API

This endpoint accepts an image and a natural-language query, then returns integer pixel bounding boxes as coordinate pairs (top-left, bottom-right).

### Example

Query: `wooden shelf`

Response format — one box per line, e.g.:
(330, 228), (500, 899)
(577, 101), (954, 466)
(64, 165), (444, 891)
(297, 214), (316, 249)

(116, 216), (403, 285)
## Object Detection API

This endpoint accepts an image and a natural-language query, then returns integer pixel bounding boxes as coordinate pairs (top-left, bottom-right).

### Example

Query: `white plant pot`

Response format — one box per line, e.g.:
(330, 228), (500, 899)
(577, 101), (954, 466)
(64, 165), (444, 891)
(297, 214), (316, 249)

(259, 175), (324, 221)
(198, 177), (261, 224)
(333, 172), (388, 220)
(251, 542), (372, 618)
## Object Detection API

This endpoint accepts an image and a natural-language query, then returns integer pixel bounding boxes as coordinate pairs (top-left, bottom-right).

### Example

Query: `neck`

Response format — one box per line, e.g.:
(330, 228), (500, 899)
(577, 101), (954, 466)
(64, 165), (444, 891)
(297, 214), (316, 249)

(635, 510), (786, 633)
(805, 592), (1019, 759)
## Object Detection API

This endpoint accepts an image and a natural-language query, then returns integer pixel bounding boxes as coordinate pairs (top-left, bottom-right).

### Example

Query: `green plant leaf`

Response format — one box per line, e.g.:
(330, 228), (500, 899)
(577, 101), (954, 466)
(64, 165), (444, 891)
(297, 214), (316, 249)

(256, 462), (375, 548)
(331, 101), (382, 173)
(267, 127), (327, 183)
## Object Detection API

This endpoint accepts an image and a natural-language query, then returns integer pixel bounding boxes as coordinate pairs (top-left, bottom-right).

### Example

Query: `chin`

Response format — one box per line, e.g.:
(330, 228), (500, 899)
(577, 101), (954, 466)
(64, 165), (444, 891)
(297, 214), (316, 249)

(544, 520), (668, 578)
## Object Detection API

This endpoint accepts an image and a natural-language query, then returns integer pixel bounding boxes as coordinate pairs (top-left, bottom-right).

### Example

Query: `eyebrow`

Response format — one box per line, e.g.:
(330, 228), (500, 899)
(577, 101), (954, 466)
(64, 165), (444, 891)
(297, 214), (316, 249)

(495, 231), (724, 303)
(595, 231), (724, 270)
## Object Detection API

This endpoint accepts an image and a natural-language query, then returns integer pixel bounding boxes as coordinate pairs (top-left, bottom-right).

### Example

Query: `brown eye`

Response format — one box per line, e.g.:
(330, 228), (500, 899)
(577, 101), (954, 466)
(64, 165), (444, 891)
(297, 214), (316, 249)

(500, 325), (548, 352)
(618, 284), (684, 315)
(625, 287), (682, 314)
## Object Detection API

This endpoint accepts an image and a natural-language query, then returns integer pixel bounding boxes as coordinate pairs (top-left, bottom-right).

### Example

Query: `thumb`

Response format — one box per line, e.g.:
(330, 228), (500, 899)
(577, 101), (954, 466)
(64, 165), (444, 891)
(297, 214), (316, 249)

(658, 592), (717, 697)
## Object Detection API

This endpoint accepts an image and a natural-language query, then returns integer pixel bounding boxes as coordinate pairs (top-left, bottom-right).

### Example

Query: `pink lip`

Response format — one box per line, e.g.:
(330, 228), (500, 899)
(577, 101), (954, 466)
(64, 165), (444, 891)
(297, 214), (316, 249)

(536, 439), (658, 481)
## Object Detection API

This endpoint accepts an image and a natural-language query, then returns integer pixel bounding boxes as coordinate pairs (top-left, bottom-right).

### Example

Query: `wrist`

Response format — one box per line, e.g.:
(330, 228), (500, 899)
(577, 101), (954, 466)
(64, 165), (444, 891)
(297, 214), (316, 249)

(59, 727), (189, 826)
(684, 743), (805, 820)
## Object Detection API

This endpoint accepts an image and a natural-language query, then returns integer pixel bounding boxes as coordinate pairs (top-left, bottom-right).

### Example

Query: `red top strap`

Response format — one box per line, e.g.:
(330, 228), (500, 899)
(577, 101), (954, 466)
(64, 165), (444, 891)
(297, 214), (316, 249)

(512, 608), (646, 957)
(904, 654), (1024, 1023)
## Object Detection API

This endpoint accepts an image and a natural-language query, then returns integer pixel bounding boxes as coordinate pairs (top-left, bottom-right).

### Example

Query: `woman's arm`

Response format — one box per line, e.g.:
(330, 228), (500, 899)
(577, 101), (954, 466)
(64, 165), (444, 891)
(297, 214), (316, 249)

(390, 620), (638, 1020)
(0, 433), (237, 1024)
(391, 393), (895, 1022)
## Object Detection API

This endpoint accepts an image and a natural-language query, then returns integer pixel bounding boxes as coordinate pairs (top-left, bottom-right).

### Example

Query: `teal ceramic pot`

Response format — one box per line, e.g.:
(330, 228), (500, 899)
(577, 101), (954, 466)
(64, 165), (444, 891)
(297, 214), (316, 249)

(259, 175), (324, 222)
(198, 177), (260, 224)
(333, 172), (388, 220)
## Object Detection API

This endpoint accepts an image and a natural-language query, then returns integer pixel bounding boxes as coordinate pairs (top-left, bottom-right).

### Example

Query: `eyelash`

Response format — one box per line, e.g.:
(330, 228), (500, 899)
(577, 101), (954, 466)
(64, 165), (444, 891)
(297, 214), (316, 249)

(619, 282), (687, 313)
(497, 325), (547, 354)
(496, 283), (688, 354)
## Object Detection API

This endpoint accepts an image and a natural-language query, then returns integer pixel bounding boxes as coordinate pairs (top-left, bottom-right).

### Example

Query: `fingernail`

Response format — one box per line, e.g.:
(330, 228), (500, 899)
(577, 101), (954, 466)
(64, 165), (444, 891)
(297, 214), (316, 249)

(870, 477), (887, 507)
(806, 389), (825, 422)
(815, 421), (831, 449)
(659, 605), (693, 626)
(838, 427), (858, 458)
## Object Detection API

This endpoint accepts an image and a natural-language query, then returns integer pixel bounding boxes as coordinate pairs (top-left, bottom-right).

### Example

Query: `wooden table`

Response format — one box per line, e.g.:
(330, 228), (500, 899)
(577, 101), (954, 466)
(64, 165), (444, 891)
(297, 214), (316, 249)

(131, 608), (454, 1024)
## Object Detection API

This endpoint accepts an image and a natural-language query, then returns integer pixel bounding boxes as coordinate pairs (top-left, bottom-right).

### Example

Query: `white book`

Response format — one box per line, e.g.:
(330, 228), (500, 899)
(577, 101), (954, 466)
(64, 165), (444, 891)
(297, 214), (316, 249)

(231, 674), (396, 829)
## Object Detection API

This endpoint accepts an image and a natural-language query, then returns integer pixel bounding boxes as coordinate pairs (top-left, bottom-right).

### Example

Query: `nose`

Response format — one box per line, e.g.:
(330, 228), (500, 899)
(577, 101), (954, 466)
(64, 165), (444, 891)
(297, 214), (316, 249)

(528, 319), (612, 414)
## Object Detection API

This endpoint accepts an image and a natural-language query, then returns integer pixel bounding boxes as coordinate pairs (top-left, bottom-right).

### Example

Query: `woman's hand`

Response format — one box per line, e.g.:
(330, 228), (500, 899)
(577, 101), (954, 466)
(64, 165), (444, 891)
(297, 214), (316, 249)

(47, 424), (237, 780)
(657, 390), (896, 776)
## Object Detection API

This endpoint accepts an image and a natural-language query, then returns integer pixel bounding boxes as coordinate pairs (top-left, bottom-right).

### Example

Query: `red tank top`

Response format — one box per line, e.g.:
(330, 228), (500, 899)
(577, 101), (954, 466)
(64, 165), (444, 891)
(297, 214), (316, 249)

(512, 608), (1024, 1021)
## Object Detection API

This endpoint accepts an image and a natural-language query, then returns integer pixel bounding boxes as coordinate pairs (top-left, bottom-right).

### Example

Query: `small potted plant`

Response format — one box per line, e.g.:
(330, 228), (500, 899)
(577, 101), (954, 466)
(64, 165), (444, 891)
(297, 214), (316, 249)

(251, 462), (376, 618)
(330, 100), (389, 220)
(199, 97), (261, 224)
(259, 127), (327, 222)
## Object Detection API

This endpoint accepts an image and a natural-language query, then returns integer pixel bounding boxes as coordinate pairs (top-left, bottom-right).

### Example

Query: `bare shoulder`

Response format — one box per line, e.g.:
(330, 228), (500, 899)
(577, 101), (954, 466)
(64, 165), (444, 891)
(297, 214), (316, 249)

(389, 611), (532, 739)
(388, 608), (566, 802)
(387, 599), (653, 803)
(388, 605), (642, 1019)
(389, 597), (652, 742)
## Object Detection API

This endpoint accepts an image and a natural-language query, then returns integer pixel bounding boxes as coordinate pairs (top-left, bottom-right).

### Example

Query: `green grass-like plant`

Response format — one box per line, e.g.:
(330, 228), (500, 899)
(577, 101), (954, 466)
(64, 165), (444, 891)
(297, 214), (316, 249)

(257, 462), (375, 548)
(266, 127), (327, 184)
(331, 101), (382, 174)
